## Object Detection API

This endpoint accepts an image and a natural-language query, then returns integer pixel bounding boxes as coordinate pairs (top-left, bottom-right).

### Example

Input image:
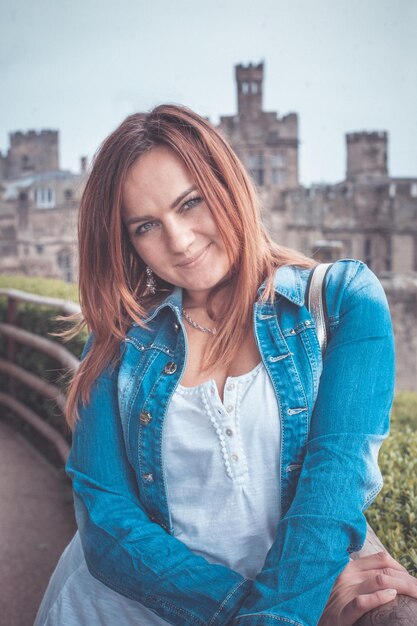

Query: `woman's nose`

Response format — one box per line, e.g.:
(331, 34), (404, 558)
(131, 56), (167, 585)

(165, 220), (195, 253)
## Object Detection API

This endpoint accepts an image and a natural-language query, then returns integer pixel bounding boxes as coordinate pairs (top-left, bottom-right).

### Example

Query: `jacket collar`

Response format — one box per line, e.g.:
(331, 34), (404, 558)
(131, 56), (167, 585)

(137, 287), (183, 325)
(257, 264), (305, 306)
(135, 265), (305, 325)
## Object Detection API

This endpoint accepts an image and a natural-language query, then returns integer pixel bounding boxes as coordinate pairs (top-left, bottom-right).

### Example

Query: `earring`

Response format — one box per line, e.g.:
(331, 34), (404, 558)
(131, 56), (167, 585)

(145, 266), (157, 294)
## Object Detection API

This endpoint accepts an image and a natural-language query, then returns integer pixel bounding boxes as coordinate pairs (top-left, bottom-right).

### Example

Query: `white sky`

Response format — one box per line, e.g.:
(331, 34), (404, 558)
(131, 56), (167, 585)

(1, 0), (416, 185)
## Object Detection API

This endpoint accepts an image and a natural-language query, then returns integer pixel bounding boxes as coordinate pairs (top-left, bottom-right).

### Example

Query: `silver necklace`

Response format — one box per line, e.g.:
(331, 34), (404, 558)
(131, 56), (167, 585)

(181, 308), (217, 335)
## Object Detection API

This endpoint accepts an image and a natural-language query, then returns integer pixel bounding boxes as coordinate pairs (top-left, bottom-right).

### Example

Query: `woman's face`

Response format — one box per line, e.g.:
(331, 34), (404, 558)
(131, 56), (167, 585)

(122, 146), (231, 301)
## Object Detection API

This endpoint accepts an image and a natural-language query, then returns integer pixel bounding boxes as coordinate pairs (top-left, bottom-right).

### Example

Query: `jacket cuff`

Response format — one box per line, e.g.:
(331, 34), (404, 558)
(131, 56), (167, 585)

(234, 614), (306, 626)
(209, 579), (252, 625)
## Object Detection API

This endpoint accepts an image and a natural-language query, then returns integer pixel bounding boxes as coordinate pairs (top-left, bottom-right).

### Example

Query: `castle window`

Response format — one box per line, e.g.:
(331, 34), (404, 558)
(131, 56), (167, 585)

(311, 240), (343, 263)
(271, 153), (284, 168)
(57, 249), (73, 283)
(364, 238), (372, 268)
(247, 153), (264, 187)
(64, 189), (73, 201)
(410, 183), (417, 198)
(271, 152), (285, 187)
(35, 187), (56, 209)
(1, 226), (15, 240)
(272, 170), (285, 185)
(242, 81), (249, 94)
(251, 82), (259, 94)
(414, 237), (417, 272)
(385, 237), (392, 272)
(21, 155), (31, 171)
(36, 244), (44, 254)
(0, 244), (16, 256)
(389, 183), (396, 198)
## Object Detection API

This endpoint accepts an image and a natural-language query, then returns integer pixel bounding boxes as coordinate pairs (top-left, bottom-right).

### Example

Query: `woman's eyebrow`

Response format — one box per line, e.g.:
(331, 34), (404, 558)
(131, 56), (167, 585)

(170, 185), (197, 209)
(126, 186), (198, 226)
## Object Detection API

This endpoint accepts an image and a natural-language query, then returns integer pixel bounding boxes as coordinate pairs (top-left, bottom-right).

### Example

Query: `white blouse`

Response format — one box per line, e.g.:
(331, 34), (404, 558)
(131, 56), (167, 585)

(35, 363), (281, 626)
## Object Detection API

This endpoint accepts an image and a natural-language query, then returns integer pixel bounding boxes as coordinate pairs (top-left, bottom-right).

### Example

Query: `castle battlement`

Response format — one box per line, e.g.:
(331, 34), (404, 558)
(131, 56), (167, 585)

(346, 131), (388, 143)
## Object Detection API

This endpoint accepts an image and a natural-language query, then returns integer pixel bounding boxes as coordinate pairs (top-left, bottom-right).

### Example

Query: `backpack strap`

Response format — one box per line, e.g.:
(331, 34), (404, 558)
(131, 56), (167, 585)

(305, 263), (333, 356)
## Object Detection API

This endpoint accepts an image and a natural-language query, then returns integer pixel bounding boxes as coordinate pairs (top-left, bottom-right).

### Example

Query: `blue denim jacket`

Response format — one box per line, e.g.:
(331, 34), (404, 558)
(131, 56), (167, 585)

(67, 259), (395, 626)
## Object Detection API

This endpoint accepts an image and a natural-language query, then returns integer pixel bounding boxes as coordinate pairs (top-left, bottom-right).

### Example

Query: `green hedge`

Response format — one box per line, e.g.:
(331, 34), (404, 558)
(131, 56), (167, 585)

(0, 273), (79, 300)
(1, 274), (416, 574)
(365, 393), (417, 575)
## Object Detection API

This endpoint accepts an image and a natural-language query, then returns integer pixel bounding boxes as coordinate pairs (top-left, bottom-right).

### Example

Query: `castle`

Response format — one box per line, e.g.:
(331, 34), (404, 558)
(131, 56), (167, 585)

(1, 62), (416, 389)
(0, 130), (85, 281)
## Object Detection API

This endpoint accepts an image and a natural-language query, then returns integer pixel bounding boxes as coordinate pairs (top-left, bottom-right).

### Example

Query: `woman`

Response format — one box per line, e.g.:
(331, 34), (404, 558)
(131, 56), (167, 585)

(35, 105), (417, 626)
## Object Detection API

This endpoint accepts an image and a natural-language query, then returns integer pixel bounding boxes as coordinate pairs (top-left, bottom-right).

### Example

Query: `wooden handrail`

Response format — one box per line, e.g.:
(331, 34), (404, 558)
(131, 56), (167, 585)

(0, 323), (79, 372)
(0, 288), (79, 462)
(0, 392), (69, 463)
(0, 360), (67, 413)
(0, 288), (81, 315)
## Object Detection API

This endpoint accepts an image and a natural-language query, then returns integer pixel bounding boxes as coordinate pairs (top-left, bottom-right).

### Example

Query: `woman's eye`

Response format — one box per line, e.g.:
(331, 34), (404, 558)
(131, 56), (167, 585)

(135, 221), (156, 236)
(132, 197), (202, 237)
(181, 196), (202, 212)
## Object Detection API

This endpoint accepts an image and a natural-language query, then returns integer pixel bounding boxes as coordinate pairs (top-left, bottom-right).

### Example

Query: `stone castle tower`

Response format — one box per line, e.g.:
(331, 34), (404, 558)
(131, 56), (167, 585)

(0, 130), (59, 180)
(235, 62), (264, 118)
(346, 131), (388, 182)
(218, 62), (299, 192)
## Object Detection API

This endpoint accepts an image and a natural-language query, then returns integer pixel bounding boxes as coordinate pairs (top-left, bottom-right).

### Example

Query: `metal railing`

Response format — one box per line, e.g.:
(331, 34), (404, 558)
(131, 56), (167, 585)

(0, 288), (80, 463)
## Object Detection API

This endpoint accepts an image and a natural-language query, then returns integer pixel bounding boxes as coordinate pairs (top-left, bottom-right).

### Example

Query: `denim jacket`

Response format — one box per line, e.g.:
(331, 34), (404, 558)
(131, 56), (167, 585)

(67, 259), (395, 626)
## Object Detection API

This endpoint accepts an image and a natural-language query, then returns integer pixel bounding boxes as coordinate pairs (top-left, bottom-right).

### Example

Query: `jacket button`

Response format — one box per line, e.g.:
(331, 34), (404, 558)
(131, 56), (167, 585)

(164, 361), (177, 375)
(173, 322), (180, 332)
(139, 410), (152, 425)
(143, 473), (154, 483)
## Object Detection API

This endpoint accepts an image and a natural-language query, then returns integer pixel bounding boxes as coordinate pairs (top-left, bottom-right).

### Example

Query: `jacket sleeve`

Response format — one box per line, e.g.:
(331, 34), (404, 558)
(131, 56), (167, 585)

(66, 363), (251, 626)
(233, 262), (395, 626)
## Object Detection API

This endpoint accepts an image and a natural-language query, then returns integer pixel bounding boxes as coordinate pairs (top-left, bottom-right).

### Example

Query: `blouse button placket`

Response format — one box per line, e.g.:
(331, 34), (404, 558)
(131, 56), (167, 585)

(201, 384), (234, 479)
(223, 378), (248, 480)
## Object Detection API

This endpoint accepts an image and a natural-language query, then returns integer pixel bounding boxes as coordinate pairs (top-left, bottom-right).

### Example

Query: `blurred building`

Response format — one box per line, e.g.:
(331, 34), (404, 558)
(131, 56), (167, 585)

(217, 62), (417, 390)
(0, 130), (86, 281)
(1, 63), (416, 388)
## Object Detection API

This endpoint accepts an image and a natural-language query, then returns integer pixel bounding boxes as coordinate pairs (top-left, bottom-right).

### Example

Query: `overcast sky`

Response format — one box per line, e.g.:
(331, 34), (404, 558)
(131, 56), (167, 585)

(1, 0), (416, 185)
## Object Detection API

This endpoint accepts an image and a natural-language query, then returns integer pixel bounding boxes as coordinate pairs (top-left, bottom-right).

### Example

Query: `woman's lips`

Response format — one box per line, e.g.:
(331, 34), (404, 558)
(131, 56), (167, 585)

(175, 243), (212, 268)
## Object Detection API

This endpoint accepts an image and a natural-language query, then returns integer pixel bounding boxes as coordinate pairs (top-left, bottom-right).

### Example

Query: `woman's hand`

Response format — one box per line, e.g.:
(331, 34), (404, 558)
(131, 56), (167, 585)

(319, 551), (417, 626)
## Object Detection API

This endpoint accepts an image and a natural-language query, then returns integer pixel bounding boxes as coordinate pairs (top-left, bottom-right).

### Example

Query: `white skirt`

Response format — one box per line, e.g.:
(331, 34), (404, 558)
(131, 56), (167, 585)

(34, 531), (171, 626)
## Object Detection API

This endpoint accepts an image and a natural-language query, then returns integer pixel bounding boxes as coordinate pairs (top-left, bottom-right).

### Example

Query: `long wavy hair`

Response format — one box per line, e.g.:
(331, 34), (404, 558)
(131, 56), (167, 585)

(65, 104), (315, 426)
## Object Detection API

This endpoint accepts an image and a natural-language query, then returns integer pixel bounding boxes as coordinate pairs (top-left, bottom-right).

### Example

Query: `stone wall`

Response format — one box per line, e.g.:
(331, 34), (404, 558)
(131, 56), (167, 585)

(382, 277), (417, 391)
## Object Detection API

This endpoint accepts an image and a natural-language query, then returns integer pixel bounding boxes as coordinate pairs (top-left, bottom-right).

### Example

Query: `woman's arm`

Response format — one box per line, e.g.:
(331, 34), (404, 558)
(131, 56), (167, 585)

(233, 261), (396, 626)
(67, 368), (251, 626)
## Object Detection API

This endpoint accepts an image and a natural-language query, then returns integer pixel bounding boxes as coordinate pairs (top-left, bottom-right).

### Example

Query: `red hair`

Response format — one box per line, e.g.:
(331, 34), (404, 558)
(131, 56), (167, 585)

(65, 104), (314, 426)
